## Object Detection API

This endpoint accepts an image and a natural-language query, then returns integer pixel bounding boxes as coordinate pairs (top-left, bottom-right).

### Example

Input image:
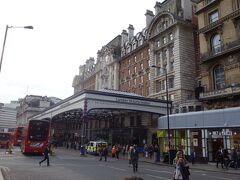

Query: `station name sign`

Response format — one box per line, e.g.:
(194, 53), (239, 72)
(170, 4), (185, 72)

(116, 97), (150, 105)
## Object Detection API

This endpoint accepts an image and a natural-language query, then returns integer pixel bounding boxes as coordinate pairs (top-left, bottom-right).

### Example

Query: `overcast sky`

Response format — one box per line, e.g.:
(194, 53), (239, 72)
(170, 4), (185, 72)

(0, 0), (159, 104)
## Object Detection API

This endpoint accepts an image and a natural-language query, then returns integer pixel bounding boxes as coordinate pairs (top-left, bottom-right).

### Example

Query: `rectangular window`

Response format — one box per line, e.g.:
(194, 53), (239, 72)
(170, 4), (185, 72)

(140, 76), (143, 83)
(156, 67), (161, 76)
(162, 80), (166, 90)
(128, 59), (131, 65)
(156, 40), (160, 47)
(156, 80), (161, 92)
(156, 51), (161, 65)
(169, 33), (173, 41)
(163, 37), (167, 44)
(140, 63), (143, 70)
(140, 52), (143, 60)
(169, 47), (174, 58)
(207, 0), (215, 4)
(168, 78), (174, 88)
(134, 56), (137, 63)
(162, 50), (167, 60)
(209, 10), (219, 23)
(130, 116), (135, 126)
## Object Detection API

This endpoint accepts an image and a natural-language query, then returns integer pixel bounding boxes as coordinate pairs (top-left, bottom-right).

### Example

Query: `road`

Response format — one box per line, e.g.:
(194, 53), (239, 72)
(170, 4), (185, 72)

(0, 147), (240, 180)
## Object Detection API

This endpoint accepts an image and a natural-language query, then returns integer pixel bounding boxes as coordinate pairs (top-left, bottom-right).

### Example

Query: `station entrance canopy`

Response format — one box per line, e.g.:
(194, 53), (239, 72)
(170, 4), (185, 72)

(30, 89), (169, 121)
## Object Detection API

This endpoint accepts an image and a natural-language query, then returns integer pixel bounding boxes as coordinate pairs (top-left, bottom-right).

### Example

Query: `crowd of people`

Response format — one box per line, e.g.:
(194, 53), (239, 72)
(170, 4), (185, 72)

(215, 146), (240, 169)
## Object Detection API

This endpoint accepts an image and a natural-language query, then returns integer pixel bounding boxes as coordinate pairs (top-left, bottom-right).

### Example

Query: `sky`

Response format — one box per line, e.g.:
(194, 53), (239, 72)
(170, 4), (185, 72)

(0, 0), (159, 104)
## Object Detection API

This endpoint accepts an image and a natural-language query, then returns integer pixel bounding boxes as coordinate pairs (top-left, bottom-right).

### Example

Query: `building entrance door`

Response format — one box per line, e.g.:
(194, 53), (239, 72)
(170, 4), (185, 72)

(207, 138), (223, 162)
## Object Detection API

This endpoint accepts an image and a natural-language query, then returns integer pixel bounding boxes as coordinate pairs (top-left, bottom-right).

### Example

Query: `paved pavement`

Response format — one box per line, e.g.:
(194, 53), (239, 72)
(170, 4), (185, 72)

(1, 147), (240, 179)
(54, 148), (240, 175)
(140, 156), (240, 175)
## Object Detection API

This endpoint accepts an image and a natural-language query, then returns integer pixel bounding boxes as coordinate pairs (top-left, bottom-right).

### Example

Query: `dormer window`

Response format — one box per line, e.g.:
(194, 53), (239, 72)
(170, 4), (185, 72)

(127, 46), (131, 53)
(139, 39), (143, 46)
(133, 43), (137, 50)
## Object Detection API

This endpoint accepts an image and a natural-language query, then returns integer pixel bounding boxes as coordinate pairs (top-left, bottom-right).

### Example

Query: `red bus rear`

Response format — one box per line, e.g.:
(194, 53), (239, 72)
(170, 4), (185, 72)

(21, 120), (50, 154)
(13, 126), (25, 146)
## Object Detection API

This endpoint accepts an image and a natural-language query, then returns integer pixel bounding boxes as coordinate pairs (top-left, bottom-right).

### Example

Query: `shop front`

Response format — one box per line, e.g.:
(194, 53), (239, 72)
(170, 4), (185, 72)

(158, 107), (240, 162)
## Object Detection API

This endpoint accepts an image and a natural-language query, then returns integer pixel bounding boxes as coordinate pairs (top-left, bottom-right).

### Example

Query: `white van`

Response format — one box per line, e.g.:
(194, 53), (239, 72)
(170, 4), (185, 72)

(86, 141), (108, 155)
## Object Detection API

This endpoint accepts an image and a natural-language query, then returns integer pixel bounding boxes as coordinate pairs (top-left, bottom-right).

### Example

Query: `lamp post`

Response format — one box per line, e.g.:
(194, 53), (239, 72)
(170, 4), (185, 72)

(151, 65), (171, 164)
(0, 25), (33, 72)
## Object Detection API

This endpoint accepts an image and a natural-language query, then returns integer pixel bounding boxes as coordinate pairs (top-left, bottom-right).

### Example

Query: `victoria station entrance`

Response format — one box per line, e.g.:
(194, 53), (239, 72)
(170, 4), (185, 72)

(30, 89), (169, 148)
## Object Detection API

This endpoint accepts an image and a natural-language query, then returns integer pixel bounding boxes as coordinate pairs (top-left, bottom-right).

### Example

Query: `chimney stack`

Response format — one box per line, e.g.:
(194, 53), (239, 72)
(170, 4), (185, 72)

(145, 10), (154, 28)
(121, 29), (128, 46)
(154, 1), (162, 15)
(128, 24), (134, 41)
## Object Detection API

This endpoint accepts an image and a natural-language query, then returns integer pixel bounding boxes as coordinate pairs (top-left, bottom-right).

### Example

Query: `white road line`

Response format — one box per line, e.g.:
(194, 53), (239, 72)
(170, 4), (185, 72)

(201, 174), (234, 180)
(99, 164), (126, 171)
(144, 168), (172, 174)
(146, 174), (171, 180)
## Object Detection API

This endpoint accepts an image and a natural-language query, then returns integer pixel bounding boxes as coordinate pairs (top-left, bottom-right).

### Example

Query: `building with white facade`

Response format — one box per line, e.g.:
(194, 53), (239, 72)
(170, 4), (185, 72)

(0, 101), (20, 132)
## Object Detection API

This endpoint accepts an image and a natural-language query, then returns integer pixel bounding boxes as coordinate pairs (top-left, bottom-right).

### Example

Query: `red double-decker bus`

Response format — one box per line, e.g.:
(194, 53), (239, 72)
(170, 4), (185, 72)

(13, 126), (25, 146)
(21, 120), (50, 154)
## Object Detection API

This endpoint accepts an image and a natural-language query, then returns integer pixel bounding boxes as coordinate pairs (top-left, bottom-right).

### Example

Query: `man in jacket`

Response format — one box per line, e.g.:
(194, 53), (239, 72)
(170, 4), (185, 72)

(130, 145), (139, 173)
(39, 146), (50, 166)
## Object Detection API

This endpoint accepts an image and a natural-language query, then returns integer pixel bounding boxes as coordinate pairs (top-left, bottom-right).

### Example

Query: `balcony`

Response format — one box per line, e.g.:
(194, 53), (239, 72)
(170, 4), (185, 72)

(200, 39), (240, 62)
(199, 84), (240, 100)
(198, 9), (240, 34)
(196, 0), (220, 15)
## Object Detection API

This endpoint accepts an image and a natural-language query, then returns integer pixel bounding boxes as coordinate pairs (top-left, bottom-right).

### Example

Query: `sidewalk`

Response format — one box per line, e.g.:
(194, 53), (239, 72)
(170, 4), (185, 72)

(139, 156), (240, 175)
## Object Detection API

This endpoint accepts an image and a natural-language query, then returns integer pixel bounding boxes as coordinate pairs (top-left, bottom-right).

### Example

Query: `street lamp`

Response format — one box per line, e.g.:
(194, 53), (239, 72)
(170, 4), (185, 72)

(0, 25), (33, 72)
(151, 65), (171, 164)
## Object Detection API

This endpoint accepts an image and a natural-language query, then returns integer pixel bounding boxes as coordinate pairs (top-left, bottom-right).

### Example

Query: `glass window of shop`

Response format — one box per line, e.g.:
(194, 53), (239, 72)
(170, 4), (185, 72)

(206, 128), (240, 161)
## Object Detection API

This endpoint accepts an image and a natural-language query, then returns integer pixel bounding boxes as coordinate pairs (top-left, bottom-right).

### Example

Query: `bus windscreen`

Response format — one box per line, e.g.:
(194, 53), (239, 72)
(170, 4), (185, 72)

(0, 133), (10, 140)
(28, 121), (49, 141)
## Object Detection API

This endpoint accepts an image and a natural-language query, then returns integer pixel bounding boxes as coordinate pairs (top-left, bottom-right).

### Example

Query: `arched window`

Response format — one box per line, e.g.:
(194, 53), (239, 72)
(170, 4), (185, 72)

(213, 64), (225, 89)
(211, 34), (221, 54)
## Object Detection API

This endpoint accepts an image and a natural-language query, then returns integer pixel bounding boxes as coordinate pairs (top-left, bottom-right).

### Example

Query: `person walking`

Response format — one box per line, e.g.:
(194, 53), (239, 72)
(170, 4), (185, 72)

(128, 145), (133, 167)
(112, 145), (116, 158)
(99, 145), (104, 161)
(215, 147), (224, 168)
(39, 146), (50, 166)
(102, 146), (108, 161)
(173, 151), (190, 180)
(130, 145), (139, 173)
(190, 150), (196, 165)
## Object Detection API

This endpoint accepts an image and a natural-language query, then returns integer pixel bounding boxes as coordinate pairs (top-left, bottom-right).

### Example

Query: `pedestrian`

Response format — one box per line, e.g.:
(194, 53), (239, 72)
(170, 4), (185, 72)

(112, 145), (116, 158)
(39, 146), (50, 166)
(154, 144), (160, 162)
(116, 146), (120, 159)
(130, 144), (139, 173)
(128, 145), (133, 167)
(230, 148), (238, 169)
(102, 146), (108, 161)
(190, 150), (196, 165)
(99, 145), (103, 161)
(173, 151), (190, 180)
(215, 147), (224, 168)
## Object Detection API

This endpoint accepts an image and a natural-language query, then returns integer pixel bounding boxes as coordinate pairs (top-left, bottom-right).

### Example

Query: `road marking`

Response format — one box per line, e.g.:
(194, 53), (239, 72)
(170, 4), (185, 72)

(99, 164), (126, 171)
(144, 168), (172, 174)
(146, 174), (171, 180)
(201, 174), (234, 180)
